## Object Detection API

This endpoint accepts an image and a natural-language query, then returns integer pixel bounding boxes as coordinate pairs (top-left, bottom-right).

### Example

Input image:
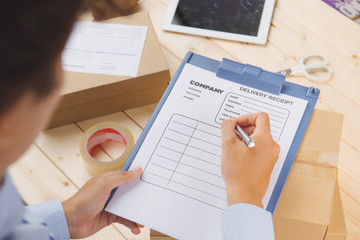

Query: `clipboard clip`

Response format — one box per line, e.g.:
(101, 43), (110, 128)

(216, 58), (285, 95)
(306, 87), (320, 100)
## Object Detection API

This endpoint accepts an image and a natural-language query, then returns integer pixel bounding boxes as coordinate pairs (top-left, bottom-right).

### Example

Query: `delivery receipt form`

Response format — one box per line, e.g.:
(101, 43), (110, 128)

(106, 63), (308, 240)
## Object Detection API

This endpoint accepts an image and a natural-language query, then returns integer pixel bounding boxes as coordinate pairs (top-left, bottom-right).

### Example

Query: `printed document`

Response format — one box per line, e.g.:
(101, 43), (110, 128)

(62, 22), (148, 77)
(105, 64), (308, 239)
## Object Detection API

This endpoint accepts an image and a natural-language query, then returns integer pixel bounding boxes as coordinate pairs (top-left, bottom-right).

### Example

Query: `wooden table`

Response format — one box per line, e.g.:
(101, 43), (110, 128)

(9, 0), (360, 239)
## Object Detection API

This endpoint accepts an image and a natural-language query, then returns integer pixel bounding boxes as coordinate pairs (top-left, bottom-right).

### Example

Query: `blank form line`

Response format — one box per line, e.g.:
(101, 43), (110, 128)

(187, 145), (222, 158)
(145, 171), (169, 181)
(183, 153), (221, 167)
(155, 154), (179, 163)
(242, 105), (285, 120)
(168, 128), (191, 138)
(240, 109), (252, 114)
(159, 145), (183, 155)
(170, 179), (227, 201)
(240, 95), (291, 111)
(192, 136), (221, 148)
(196, 128), (222, 139)
(244, 101), (287, 115)
(174, 171), (225, 190)
(65, 49), (132, 56)
(269, 118), (283, 124)
(164, 136), (187, 146)
(151, 162), (174, 172)
(179, 162), (222, 178)
(173, 120), (196, 129)
(241, 108), (284, 125)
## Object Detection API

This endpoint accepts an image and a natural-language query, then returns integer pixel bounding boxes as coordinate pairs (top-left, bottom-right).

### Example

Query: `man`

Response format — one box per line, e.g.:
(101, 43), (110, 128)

(0, 0), (279, 239)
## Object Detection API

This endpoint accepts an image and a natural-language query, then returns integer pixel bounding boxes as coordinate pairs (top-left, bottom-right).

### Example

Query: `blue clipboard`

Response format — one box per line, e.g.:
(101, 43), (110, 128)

(107, 51), (319, 214)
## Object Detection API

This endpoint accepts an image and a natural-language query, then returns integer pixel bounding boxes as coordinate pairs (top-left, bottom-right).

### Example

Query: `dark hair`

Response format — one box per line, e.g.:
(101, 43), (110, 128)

(0, 0), (84, 115)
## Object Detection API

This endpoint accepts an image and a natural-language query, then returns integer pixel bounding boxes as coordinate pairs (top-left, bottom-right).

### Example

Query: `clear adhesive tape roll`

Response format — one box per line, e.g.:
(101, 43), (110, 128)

(79, 122), (134, 176)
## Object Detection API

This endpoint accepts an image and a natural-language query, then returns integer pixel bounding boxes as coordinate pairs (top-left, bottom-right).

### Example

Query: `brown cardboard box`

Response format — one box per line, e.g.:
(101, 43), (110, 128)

(150, 229), (176, 240)
(325, 180), (347, 240)
(274, 109), (344, 240)
(48, 11), (170, 128)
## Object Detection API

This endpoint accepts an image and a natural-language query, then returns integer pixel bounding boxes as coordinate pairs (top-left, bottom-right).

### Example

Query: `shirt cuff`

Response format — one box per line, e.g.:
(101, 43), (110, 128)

(26, 200), (70, 240)
(222, 203), (274, 240)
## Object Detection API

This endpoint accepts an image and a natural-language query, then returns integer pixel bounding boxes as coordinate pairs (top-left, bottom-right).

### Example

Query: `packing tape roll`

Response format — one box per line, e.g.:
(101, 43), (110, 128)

(80, 122), (134, 176)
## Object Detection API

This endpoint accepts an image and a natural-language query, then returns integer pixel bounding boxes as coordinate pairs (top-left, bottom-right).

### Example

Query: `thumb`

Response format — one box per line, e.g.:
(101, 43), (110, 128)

(105, 166), (142, 190)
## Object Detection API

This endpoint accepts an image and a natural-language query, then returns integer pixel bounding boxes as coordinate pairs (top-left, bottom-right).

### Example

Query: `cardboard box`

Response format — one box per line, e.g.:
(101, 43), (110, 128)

(150, 229), (176, 240)
(325, 180), (347, 240)
(48, 11), (170, 128)
(274, 109), (344, 240)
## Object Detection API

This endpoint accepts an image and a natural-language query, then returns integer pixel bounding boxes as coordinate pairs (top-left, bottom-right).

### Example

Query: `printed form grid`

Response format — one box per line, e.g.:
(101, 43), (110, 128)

(64, 23), (141, 59)
(141, 114), (227, 211)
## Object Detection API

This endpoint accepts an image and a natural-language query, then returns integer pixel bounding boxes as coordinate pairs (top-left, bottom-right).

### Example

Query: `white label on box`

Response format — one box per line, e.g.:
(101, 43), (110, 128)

(62, 21), (148, 77)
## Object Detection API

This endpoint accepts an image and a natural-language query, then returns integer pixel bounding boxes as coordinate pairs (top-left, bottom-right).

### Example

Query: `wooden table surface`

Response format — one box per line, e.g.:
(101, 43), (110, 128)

(9, 0), (360, 239)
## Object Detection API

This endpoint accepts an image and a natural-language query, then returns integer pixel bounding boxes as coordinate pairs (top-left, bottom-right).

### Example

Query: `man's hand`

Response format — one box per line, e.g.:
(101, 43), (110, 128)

(221, 113), (280, 208)
(61, 166), (143, 239)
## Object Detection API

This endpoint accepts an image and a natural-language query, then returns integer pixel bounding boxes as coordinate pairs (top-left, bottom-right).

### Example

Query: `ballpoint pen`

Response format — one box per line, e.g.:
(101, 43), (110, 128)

(235, 125), (255, 148)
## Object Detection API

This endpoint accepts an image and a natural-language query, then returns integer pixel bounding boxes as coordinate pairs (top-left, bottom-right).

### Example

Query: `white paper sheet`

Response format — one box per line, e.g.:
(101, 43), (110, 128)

(105, 64), (308, 239)
(62, 22), (148, 77)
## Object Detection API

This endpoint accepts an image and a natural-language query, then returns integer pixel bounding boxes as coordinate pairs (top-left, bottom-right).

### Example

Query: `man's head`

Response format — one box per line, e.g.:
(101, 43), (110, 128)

(0, 0), (84, 116)
(0, 0), (84, 176)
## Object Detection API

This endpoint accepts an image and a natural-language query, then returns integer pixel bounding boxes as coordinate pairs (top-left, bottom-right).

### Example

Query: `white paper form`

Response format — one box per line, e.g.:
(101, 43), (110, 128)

(62, 22), (147, 77)
(106, 64), (308, 240)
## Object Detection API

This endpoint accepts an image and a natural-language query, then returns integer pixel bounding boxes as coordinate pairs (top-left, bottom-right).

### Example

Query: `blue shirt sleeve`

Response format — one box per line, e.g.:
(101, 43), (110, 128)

(0, 172), (70, 240)
(222, 203), (274, 240)
(26, 200), (70, 240)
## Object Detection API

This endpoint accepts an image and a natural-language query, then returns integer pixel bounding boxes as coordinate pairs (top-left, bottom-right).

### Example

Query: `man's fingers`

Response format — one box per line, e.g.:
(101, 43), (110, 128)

(221, 119), (237, 144)
(236, 112), (269, 127)
(99, 170), (118, 177)
(235, 113), (258, 126)
(116, 217), (141, 234)
(236, 113), (271, 134)
(102, 166), (142, 190)
(241, 125), (256, 136)
(251, 113), (272, 138)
